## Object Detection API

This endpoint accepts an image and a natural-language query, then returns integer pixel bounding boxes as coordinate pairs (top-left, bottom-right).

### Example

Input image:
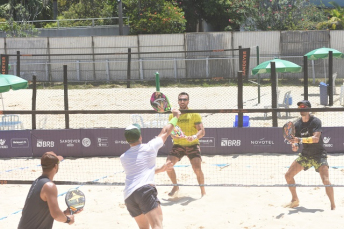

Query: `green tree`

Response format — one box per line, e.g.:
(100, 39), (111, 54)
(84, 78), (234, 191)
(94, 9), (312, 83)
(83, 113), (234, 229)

(173, 0), (243, 32)
(44, 0), (118, 28)
(0, 0), (49, 37)
(316, 1), (344, 30)
(123, 0), (186, 34)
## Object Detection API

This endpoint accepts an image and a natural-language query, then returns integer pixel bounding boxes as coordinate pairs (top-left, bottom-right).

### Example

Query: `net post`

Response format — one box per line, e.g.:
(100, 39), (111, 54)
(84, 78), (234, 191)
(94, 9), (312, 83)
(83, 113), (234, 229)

(127, 48), (131, 88)
(303, 55), (308, 100)
(32, 75), (37, 130)
(328, 51), (333, 106)
(237, 71), (243, 127)
(63, 65), (69, 129)
(271, 61), (278, 127)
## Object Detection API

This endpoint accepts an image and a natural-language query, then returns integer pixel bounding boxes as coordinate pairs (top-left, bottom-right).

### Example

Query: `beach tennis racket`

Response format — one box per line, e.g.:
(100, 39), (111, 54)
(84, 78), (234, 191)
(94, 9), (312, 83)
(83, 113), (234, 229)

(283, 121), (295, 140)
(150, 91), (172, 113)
(171, 125), (185, 138)
(65, 188), (85, 215)
(150, 72), (172, 113)
(283, 121), (298, 147)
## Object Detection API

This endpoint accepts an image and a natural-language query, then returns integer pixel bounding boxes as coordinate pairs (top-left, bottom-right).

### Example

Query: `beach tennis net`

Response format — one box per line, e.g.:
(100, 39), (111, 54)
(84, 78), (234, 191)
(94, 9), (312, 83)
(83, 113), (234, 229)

(2, 153), (344, 187)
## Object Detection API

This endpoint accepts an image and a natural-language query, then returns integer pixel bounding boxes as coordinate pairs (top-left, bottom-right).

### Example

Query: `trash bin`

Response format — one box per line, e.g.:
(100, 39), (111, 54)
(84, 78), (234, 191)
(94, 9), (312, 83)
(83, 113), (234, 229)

(319, 82), (328, 105)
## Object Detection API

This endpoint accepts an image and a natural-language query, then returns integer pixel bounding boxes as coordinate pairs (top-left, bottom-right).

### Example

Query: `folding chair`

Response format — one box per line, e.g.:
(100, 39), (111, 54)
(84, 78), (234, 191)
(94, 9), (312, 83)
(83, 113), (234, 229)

(0, 115), (24, 130)
(278, 91), (291, 117)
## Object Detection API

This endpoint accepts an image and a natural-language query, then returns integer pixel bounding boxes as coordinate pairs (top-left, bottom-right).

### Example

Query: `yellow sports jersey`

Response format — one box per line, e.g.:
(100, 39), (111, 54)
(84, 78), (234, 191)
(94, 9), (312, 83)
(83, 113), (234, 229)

(169, 112), (202, 146)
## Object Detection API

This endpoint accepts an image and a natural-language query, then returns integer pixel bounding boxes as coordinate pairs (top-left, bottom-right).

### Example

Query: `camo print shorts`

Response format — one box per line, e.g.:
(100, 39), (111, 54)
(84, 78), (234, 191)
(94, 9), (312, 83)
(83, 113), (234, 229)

(169, 144), (201, 161)
(296, 153), (328, 172)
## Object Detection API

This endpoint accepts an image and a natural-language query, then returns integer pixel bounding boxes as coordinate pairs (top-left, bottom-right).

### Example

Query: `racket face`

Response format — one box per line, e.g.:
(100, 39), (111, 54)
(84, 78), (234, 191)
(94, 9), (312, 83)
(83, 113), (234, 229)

(150, 92), (171, 113)
(171, 125), (185, 138)
(65, 188), (85, 214)
(283, 121), (295, 140)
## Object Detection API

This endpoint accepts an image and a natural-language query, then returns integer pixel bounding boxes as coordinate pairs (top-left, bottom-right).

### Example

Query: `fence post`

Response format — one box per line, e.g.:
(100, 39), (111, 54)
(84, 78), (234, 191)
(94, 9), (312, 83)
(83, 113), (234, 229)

(257, 46), (260, 104)
(92, 36), (96, 81)
(139, 59), (143, 80)
(106, 59), (110, 82)
(206, 57), (209, 78)
(127, 48), (131, 88)
(271, 62), (278, 127)
(32, 75), (37, 130)
(329, 51), (333, 106)
(1, 54), (9, 74)
(63, 65), (69, 129)
(76, 60), (80, 81)
(237, 71), (243, 128)
(16, 51), (20, 77)
(303, 56), (308, 100)
(173, 58), (178, 81)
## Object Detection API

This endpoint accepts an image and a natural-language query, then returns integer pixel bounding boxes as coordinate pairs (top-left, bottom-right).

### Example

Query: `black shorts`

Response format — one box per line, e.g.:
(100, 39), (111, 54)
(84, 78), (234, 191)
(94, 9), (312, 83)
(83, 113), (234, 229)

(296, 153), (329, 172)
(169, 144), (201, 161)
(125, 184), (160, 217)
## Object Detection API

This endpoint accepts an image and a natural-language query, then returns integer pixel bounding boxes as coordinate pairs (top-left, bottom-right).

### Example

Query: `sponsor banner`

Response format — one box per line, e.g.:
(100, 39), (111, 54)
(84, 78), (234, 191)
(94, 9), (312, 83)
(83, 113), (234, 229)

(31, 130), (82, 157)
(0, 130), (31, 157)
(81, 128), (127, 156)
(322, 127), (344, 152)
(81, 128), (171, 156)
(2, 127), (343, 158)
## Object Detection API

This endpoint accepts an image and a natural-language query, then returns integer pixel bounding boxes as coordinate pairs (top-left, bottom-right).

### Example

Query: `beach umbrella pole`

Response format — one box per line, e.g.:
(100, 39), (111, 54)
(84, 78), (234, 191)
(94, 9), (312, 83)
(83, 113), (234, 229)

(312, 60), (315, 84)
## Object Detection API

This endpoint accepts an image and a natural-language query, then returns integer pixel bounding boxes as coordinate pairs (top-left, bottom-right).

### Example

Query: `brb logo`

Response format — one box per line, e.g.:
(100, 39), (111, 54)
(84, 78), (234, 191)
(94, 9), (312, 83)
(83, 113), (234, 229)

(37, 139), (54, 148)
(323, 137), (333, 148)
(221, 139), (241, 147)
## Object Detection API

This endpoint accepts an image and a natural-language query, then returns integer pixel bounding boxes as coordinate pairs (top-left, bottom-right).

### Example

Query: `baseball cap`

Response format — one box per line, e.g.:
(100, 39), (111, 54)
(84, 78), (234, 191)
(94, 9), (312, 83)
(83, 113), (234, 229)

(297, 100), (311, 108)
(41, 151), (63, 169)
(124, 124), (141, 143)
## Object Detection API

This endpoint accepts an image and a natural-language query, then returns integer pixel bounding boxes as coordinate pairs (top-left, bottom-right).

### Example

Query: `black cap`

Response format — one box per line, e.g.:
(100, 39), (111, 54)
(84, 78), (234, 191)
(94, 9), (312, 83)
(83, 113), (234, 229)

(297, 100), (311, 108)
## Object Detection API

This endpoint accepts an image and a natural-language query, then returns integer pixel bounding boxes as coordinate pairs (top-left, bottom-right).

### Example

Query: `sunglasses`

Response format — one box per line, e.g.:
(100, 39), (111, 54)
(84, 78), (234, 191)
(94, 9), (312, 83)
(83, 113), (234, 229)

(298, 104), (307, 108)
(178, 98), (188, 101)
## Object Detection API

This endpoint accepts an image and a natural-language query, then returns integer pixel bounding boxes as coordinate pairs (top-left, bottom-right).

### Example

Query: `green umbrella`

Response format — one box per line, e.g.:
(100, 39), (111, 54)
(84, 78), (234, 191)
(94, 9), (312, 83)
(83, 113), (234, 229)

(251, 58), (302, 75)
(304, 47), (343, 83)
(304, 47), (344, 60)
(0, 74), (28, 110)
(0, 74), (28, 93)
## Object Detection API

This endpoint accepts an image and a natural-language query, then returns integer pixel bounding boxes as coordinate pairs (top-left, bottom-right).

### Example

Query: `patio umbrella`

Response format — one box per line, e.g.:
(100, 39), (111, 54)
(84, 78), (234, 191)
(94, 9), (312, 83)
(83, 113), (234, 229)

(304, 47), (344, 82)
(251, 58), (302, 75)
(0, 74), (28, 110)
(251, 58), (302, 106)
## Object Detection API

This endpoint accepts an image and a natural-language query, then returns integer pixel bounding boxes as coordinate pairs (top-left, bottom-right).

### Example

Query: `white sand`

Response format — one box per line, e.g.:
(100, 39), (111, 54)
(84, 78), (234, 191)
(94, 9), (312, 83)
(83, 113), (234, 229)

(1, 184), (344, 229)
(1, 85), (344, 228)
(1, 155), (344, 229)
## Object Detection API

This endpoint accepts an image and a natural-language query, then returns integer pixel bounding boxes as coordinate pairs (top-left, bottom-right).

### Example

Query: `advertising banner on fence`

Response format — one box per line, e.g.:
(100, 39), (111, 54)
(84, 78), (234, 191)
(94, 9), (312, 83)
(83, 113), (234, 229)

(31, 129), (82, 157)
(1, 127), (343, 158)
(0, 130), (31, 157)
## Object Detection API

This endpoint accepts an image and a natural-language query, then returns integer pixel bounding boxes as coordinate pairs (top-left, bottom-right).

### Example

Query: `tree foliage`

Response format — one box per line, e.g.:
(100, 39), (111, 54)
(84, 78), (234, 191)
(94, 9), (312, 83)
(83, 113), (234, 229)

(237, 0), (327, 31)
(123, 0), (186, 34)
(316, 1), (344, 30)
(0, 0), (49, 37)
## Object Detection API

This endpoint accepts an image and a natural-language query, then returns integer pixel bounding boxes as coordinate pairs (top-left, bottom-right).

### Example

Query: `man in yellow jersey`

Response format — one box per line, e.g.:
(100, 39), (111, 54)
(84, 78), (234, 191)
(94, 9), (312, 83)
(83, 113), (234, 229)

(166, 92), (206, 197)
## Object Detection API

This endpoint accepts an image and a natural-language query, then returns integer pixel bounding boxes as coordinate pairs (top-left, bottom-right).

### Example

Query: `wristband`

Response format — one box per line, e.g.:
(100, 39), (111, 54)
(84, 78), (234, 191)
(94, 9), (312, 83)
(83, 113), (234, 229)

(65, 215), (71, 224)
(298, 138), (302, 144)
(301, 137), (313, 144)
(192, 135), (197, 140)
(168, 117), (178, 127)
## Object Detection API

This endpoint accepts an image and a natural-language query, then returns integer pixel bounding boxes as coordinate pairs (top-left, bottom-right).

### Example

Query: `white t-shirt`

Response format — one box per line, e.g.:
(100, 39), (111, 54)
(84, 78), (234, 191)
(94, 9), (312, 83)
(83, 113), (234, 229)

(120, 137), (164, 200)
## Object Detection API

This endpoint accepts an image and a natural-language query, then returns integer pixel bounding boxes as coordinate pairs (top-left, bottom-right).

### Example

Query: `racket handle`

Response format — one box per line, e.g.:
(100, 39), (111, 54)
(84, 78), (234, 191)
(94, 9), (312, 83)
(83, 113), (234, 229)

(155, 72), (160, 92)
